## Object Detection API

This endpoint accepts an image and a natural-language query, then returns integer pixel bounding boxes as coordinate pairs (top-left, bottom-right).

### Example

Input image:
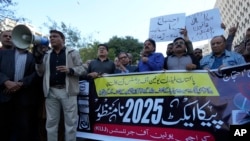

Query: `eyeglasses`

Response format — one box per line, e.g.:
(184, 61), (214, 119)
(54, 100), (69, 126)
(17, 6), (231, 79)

(98, 47), (107, 50)
(174, 41), (185, 46)
(119, 56), (127, 60)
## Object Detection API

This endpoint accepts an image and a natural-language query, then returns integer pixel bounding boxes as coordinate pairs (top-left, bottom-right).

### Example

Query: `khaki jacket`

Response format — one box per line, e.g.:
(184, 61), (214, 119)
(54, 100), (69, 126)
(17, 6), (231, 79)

(36, 47), (86, 97)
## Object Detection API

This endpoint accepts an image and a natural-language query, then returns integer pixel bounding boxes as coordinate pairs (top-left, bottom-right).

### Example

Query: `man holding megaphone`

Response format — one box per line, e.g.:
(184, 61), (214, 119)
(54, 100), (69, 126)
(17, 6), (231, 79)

(35, 29), (86, 141)
(0, 28), (39, 140)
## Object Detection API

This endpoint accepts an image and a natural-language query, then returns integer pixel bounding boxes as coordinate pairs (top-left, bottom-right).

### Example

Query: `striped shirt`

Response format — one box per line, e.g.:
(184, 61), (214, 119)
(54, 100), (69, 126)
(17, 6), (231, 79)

(14, 50), (27, 81)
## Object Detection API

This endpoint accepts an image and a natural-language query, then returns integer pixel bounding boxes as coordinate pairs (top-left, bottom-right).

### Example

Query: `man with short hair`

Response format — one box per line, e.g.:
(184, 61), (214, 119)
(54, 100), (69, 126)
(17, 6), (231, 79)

(166, 43), (173, 56)
(36, 30), (86, 141)
(194, 48), (203, 62)
(0, 34), (38, 140)
(87, 44), (115, 79)
(0, 30), (13, 50)
(115, 52), (138, 73)
(200, 35), (246, 70)
(164, 37), (199, 70)
(138, 38), (165, 72)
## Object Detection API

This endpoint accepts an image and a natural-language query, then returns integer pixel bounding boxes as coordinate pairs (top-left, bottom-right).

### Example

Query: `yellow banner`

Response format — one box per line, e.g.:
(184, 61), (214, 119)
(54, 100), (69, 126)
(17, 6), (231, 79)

(94, 72), (219, 97)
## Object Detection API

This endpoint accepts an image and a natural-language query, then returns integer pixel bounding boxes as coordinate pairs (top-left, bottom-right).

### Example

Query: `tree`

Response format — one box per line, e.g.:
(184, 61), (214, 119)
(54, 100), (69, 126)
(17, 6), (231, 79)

(108, 36), (143, 64)
(0, 0), (27, 23)
(42, 19), (143, 64)
(79, 41), (99, 63)
(79, 36), (143, 64)
(43, 17), (94, 49)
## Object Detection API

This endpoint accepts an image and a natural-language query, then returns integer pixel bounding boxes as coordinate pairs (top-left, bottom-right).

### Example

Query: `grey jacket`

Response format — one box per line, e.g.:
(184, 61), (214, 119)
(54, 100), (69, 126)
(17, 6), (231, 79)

(36, 47), (86, 97)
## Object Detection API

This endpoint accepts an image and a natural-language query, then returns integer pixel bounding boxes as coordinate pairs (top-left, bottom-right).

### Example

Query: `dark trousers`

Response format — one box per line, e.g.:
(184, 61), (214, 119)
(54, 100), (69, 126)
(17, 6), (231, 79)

(13, 105), (39, 141)
(0, 100), (40, 141)
(0, 101), (13, 141)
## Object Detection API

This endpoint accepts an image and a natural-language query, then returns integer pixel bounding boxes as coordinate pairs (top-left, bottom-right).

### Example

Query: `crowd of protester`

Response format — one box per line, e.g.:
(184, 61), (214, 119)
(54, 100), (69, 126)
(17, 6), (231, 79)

(0, 22), (250, 141)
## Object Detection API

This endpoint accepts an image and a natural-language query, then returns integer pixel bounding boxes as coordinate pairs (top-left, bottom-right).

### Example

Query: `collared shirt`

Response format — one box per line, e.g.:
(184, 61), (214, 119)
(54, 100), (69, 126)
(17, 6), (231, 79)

(138, 52), (164, 72)
(50, 48), (66, 86)
(200, 50), (246, 69)
(14, 49), (27, 81)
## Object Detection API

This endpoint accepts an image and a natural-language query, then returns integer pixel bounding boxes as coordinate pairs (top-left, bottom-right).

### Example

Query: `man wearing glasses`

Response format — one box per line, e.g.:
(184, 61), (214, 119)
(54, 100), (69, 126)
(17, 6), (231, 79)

(87, 44), (115, 79)
(164, 37), (199, 70)
(115, 52), (138, 73)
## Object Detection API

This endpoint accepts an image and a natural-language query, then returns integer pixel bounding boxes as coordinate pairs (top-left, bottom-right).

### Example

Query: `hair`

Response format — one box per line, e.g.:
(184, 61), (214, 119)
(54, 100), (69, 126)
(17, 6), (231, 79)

(144, 38), (156, 52)
(0, 30), (12, 37)
(49, 30), (65, 41)
(167, 43), (173, 46)
(117, 52), (128, 58)
(194, 48), (202, 52)
(98, 43), (109, 51)
(145, 38), (156, 47)
(173, 37), (185, 43)
(173, 37), (189, 47)
(211, 35), (226, 43)
(247, 28), (250, 32)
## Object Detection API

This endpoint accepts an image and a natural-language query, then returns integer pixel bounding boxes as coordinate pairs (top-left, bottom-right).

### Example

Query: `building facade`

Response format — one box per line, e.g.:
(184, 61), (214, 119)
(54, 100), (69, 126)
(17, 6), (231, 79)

(215, 0), (250, 46)
(196, 0), (250, 56)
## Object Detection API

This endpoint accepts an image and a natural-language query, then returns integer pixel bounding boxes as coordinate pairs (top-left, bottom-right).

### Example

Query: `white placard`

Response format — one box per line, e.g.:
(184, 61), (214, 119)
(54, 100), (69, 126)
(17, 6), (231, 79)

(149, 13), (186, 42)
(186, 8), (224, 42)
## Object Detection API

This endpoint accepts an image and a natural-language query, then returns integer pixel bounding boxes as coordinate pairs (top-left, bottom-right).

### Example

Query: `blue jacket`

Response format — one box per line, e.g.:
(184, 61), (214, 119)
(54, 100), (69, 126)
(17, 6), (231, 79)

(138, 52), (164, 72)
(200, 50), (246, 69)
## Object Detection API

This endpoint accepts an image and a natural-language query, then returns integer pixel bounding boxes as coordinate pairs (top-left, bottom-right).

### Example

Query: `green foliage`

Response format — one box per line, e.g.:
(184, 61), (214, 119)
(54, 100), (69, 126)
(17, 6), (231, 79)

(79, 42), (100, 63)
(107, 36), (143, 64)
(43, 17), (91, 49)
(78, 36), (143, 65)
(41, 18), (143, 65)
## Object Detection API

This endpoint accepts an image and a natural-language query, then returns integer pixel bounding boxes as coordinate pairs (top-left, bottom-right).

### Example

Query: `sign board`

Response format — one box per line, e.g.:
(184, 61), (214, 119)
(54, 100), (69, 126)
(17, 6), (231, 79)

(77, 64), (250, 141)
